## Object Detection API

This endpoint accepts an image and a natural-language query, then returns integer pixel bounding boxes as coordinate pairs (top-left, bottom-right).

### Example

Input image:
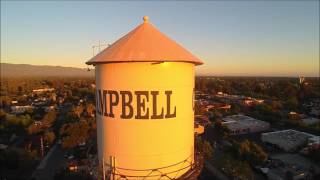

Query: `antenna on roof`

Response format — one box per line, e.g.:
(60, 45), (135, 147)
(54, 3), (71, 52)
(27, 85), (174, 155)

(92, 41), (109, 57)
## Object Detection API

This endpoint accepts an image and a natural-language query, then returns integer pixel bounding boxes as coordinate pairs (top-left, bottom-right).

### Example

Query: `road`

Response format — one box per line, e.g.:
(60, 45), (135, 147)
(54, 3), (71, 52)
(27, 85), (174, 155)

(31, 105), (70, 180)
(204, 160), (229, 180)
(31, 144), (66, 180)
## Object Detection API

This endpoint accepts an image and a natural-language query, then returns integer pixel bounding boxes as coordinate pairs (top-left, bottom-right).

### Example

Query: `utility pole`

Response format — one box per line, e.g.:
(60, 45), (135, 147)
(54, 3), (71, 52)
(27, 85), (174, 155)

(102, 156), (106, 180)
(112, 156), (115, 180)
(40, 136), (44, 157)
(98, 40), (101, 52)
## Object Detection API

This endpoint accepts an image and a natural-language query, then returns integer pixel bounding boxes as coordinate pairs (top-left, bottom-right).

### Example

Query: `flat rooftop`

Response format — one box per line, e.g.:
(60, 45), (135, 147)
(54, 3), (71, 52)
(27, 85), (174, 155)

(262, 129), (318, 151)
(301, 117), (320, 125)
(222, 115), (270, 131)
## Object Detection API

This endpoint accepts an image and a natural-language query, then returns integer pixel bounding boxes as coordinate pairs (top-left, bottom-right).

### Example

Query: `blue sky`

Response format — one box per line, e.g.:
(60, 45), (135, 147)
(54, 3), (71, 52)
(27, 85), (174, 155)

(1, 0), (319, 76)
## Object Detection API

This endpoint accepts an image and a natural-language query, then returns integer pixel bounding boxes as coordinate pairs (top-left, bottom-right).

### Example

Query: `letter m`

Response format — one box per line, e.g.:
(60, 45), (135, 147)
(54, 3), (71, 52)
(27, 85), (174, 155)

(95, 89), (106, 116)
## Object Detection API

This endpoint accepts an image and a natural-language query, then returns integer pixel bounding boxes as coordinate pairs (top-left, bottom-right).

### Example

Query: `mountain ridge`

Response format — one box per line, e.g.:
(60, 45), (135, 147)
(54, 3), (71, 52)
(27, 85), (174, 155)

(0, 63), (94, 77)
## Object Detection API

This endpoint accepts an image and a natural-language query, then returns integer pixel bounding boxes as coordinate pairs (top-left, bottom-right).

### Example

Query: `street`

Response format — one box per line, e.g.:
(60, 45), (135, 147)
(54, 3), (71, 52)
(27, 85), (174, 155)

(31, 144), (66, 180)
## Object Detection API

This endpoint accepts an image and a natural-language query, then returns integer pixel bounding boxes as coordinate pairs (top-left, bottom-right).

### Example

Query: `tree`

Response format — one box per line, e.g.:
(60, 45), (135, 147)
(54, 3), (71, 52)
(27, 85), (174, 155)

(27, 111), (56, 135)
(25, 108), (34, 115)
(72, 105), (83, 119)
(42, 110), (57, 127)
(0, 109), (6, 119)
(197, 78), (208, 92)
(232, 139), (268, 166)
(196, 137), (213, 159)
(231, 104), (241, 114)
(20, 114), (33, 127)
(216, 154), (254, 180)
(17, 86), (23, 94)
(271, 100), (283, 110)
(60, 119), (95, 149)
(44, 131), (56, 144)
(85, 103), (95, 117)
(210, 110), (223, 121)
(27, 123), (43, 135)
(249, 104), (282, 123)
(0, 96), (12, 107)
(0, 148), (36, 170)
(194, 102), (207, 115)
(214, 120), (230, 140)
(285, 97), (299, 110)
(6, 114), (33, 127)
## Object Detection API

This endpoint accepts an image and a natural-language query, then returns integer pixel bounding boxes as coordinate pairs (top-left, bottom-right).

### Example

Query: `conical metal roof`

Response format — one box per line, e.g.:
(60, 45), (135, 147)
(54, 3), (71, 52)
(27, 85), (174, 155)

(86, 16), (203, 65)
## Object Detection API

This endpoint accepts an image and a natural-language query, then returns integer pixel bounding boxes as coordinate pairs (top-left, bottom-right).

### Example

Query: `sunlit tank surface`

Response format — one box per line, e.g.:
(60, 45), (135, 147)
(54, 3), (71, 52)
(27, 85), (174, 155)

(86, 16), (203, 179)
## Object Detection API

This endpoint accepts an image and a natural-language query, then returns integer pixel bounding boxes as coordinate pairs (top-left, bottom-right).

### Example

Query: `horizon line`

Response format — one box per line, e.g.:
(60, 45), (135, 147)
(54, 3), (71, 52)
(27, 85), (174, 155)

(1, 62), (319, 78)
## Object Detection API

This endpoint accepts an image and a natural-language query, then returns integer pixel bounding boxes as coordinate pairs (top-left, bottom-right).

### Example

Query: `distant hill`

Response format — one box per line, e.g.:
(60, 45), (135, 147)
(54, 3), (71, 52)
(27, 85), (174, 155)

(0, 63), (94, 78)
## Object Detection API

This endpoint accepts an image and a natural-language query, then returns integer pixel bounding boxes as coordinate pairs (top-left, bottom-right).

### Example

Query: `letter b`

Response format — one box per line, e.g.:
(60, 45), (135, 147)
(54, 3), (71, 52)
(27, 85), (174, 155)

(120, 91), (133, 119)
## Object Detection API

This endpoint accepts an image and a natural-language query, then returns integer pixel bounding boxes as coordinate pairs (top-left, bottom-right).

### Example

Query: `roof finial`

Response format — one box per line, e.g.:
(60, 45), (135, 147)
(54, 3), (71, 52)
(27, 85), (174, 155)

(143, 16), (149, 23)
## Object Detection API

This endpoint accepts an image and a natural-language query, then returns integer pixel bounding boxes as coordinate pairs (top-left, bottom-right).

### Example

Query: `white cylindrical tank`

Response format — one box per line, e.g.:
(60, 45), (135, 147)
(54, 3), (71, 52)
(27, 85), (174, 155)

(87, 16), (203, 179)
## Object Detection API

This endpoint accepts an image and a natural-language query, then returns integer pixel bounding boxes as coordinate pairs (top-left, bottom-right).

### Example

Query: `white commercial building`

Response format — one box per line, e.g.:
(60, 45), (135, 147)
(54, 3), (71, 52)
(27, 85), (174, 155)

(301, 117), (320, 126)
(11, 105), (33, 114)
(261, 129), (319, 152)
(222, 115), (270, 135)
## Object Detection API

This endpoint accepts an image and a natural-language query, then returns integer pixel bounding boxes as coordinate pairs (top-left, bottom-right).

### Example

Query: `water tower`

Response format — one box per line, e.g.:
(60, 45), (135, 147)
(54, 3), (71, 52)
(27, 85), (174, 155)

(86, 16), (203, 179)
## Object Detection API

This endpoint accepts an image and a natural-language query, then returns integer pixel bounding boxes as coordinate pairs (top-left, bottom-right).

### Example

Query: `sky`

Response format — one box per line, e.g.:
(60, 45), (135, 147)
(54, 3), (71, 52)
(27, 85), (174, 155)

(1, 0), (319, 77)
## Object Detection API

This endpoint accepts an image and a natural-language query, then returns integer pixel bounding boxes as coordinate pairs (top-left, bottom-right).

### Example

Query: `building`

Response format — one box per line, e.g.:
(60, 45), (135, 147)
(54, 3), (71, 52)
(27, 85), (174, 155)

(308, 136), (320, 148)
(44, 105), (55, 112)
(242, 98), (264, 106)
(310, 108), (320, 116)
(215, 93), (264, 106)
(261, 129), (319, 152)
(86, 16), (203, 179)
(222, 115), (270, 135)
(266, 153), (320, 180)
(0, 144), (8, 150)
(11, 105), (33, 114)
(51, 93), (57, 102)
(303, 99), (320, 117)
(301, 117), (320, 126)
(195, 115), (211, 127)
(194, 124), (204, 135)
(32, 88), (55, 93)
(204, 103), (231, 112)
(267, 166), (307, 180)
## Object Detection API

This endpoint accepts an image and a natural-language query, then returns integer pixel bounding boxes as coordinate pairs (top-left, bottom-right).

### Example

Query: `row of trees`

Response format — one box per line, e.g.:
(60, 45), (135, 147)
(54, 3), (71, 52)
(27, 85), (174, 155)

(0, 109), (34, 136)
(231, 139), (268, 166)
(196, 77), (320, 114)
(202, 120), (231, 144)
(60, 117), (96, 149)
(0, 148), (38, 179)
(196, 77), (319, 100)
(0, 148), (37, 170)
(0, 77), (94, 97)
(195, 136), (214, 159)
(27, 110), (57, 135)
(215, 139), (268, 180)
(216, 154), (254, 180)
(202, 119), (267, 178)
